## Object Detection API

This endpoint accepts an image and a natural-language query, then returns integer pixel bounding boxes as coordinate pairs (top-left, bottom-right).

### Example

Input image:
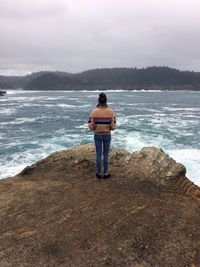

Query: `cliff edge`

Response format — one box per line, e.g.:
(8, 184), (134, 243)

(0, 145), (200, 266)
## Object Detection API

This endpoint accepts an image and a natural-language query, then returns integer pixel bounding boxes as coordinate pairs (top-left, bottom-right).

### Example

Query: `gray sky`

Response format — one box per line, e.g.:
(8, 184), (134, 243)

(1, 0), (200, 75)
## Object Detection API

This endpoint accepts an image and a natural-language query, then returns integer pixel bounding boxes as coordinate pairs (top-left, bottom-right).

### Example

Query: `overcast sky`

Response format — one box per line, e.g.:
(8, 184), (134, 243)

(0, 0), (200, 75)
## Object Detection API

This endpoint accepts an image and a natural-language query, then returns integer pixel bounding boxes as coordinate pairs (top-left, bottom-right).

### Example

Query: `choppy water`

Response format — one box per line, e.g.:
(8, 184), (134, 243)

(0, 90), (200, 186)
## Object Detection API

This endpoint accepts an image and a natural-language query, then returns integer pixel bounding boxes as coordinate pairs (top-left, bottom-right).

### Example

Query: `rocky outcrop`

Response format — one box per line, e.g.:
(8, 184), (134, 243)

(130, 146), (200, 198)
(1, 145), (200, 266)
(20, 144), (200, 200)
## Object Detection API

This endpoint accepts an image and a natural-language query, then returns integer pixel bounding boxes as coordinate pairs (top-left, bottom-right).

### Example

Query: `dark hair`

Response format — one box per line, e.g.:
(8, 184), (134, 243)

(97, 92), (107, 107)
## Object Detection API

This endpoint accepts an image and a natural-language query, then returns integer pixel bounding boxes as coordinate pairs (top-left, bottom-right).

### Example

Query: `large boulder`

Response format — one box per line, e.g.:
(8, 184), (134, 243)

(130, 146), (186, 184)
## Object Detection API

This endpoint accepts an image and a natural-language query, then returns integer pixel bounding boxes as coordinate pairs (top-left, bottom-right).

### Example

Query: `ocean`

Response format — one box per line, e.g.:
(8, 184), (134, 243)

(0, 90), (200, 186)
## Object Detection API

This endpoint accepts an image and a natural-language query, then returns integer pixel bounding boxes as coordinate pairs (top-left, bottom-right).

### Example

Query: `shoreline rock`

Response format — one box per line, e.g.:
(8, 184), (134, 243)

(0, 145), (200, 266)
(20, 144), (200, 200)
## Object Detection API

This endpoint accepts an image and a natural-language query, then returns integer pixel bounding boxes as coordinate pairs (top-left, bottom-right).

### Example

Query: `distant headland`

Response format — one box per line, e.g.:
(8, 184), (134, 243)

(0, 66), (200, 90)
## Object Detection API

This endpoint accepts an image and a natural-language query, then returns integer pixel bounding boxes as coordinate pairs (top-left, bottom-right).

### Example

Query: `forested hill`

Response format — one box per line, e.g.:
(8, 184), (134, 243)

(1, 67), (200, 90)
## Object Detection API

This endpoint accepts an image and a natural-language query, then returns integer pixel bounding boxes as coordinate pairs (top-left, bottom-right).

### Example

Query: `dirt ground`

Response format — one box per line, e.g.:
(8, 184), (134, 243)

(0, 148), (200, 266)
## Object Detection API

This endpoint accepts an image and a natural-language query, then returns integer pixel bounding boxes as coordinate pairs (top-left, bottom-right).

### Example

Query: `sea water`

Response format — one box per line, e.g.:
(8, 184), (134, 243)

(0, 90), (200, 186)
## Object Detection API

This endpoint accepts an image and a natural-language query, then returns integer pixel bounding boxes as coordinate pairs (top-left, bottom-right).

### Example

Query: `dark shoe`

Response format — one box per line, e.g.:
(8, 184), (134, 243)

(96, 173), (102, 179)
(103, 173), (111, 179)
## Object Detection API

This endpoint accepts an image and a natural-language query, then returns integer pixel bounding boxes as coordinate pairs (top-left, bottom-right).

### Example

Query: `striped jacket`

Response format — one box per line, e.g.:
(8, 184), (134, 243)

(88, 106), (116, 135)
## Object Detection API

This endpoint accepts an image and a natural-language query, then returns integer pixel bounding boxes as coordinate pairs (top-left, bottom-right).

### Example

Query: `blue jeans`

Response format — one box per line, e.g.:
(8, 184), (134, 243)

(94, 134), (111, 174)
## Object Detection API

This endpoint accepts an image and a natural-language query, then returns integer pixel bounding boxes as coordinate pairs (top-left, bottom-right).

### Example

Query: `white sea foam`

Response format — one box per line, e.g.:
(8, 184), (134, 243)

(7, 96), (30, 101)
(67, 97), (79, 101)
(75, 123), (88, 129)
(0, 108), (16, 115)
(131, 114), (154, 118)
(7, 96), (51, 102)
(167, 149), (200, 186)
(82, 90), (128, 92)
(46, 97), (65, 100)
(80, 104), (93, 109)
(163, 107), (200, 112)
(104, 89), (129, 92)
(6, 90), (36, 95)
(151, 115), (196, 129)
(54, 128), (68, 134)
(131, 89), (163, 92)
(6, 90), (22, 95)
(87, 95), (98, 98)
(126, 115), (138, 119)
(43, 104), (54, 107)
(139, 108), (162, 113)
(22, 103), (41, 107)
(57, 104), (76, 108)
(126, 103), (140, 106)
(0, 163), (27, 179)
(116, 117), (129, 126)
(0, 133), (5, 139)
(0, 117), (38, 125)
(0, 95), (7, 100)
(0, 146), (50, 179)
(184, 114), (198, 118)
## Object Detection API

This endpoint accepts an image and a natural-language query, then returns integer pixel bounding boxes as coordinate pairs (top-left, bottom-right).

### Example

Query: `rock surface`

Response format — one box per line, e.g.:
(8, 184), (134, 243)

(0, 144), (200, 266)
